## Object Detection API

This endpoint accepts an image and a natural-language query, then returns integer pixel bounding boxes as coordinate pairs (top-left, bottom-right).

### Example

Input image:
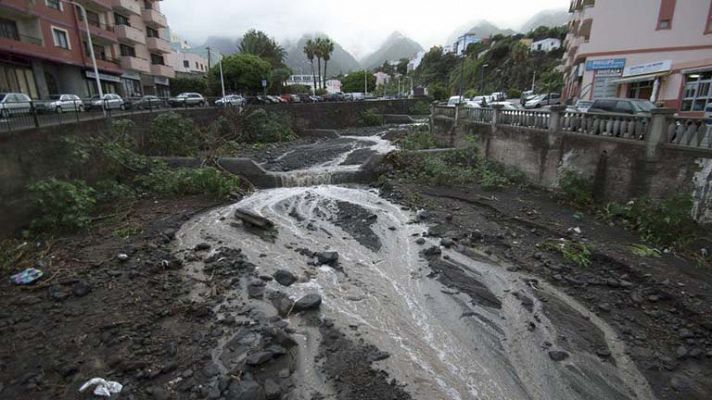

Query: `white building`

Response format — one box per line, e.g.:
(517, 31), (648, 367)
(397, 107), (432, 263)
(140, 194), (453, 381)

(373, 72), (391, 86)
(285, 75), (341, 94)
(407, 51), (426, 72)
(530, 38), (562, 53)
(167, 51), (210, 77)
(454, 33), (480, 55)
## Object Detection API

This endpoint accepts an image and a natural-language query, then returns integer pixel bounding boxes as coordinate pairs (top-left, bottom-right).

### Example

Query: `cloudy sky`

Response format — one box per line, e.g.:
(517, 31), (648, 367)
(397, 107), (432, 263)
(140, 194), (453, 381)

(162, 0), (569, 58)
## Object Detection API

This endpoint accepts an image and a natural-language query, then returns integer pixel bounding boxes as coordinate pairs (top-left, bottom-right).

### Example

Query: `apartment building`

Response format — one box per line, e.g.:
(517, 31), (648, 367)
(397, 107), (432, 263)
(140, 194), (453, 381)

(0, 0), (174, 99)
(562, 0), (712, 115)
(167, 34), (218, 79)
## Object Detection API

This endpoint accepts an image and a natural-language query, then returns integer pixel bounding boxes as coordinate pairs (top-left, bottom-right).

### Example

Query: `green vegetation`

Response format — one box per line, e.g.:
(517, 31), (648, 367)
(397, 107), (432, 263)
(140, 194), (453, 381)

(399, 128), (438, 150)
(384, 138), (524, 189)
(137, 165), (240, 198)
(558, 170), (594, 208)
(145, 112), (199, 156)
(28, 179), (96, 233)
(169, 77), (208, 96)
(239, 29), (287, 68)
(543, 238), (593, 268)
(342, 71), (377, 93)
(241, 109), (295, 142)
(409, 100), (430, 116)
(358, 108), (383, 127)
(211, 53), (272, 94)
(629, 244), (662, 258)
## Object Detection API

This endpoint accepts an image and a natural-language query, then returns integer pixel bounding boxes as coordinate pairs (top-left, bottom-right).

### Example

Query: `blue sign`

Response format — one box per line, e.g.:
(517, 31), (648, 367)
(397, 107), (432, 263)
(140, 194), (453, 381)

(586, 58), (626, 71)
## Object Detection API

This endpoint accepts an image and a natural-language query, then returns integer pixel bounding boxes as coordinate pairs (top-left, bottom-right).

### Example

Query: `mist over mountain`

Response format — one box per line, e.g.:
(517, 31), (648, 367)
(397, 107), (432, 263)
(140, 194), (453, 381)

(283, 34), (361, 76)
(201, 36), (239, 56)
(445, 20), (517, 46)
(520, 8), (569, 33)
(360, 32), (424, 70)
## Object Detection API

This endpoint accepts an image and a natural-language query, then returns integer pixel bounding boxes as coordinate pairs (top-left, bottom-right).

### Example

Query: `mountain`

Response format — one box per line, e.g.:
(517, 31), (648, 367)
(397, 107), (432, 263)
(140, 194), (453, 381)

(446, 20), (516, 46)
(283, 34), (361, 76)
(201, 36), (238, 56)
(520, 9), (570, 33)
(360, 32), (424, 70)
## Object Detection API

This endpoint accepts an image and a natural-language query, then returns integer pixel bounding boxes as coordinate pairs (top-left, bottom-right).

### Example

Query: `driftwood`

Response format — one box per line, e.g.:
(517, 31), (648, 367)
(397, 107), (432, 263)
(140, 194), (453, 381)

(234, 209), (274, 229)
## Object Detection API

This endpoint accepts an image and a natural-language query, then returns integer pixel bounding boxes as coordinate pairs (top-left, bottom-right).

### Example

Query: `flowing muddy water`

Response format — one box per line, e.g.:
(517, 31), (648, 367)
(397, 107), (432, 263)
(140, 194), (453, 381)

(175, 128), (654, 400)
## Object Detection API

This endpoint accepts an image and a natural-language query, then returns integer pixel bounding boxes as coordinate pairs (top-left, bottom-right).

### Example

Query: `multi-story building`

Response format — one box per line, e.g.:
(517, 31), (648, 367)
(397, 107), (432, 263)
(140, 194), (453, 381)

(166, 33), (218, 79)
(0, 0), (174, 99)
(531, 38), (562, 53)
(407, 50), (425, 72)
(562, 0), (712, 115)
(453, 33), (480, 56)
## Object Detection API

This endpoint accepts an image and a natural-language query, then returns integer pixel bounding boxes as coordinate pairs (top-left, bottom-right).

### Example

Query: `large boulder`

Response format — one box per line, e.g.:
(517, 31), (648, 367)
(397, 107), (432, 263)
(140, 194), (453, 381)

(316, 251), (339, 266)
(273, 270), (297, 287)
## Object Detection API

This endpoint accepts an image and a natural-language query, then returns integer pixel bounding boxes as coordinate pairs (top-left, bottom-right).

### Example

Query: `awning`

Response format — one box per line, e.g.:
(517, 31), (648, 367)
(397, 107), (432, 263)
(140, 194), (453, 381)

(611, 72), (668, 84)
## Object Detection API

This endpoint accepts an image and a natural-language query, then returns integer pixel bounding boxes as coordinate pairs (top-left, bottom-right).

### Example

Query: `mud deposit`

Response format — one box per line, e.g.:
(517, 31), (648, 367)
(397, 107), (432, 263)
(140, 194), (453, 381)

(173, 127), (654, 399)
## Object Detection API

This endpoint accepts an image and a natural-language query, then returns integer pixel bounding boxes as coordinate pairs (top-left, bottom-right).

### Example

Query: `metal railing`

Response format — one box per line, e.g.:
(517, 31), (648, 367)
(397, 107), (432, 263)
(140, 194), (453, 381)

(561, 111), (650, 140)
(0, 33), (43, 46)
(432, 106), (456, 119)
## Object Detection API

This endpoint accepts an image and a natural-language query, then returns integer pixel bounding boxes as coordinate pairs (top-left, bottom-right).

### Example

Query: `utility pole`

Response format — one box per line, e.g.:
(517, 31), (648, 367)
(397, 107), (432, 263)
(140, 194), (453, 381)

(480, 63), (489, 94)
(531, 71), (536, 92)
(218, 58), (225, 98)
(63, 0), (104, 115)
(458, 49), (465, 99)
(206, 46), (212, 70)
(364, 70), (367, 96)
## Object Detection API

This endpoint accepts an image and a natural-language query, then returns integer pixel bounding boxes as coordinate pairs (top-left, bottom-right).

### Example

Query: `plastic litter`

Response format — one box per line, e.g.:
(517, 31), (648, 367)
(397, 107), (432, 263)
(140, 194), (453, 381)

(79, 378), (123, 397)
(9, 268), (43, 285)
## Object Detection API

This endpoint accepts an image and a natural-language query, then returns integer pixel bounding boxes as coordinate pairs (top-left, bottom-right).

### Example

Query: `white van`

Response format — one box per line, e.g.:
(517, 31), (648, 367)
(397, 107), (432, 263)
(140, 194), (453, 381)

(447, 96), (464, 107)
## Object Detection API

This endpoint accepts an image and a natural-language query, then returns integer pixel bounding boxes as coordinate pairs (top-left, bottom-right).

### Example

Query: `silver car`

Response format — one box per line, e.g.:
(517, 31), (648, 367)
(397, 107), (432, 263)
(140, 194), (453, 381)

(89, 93), (125, 110)
(215, 95), (245, 107)
(43, 94), (84, 113)
(0, 92), (32, 118)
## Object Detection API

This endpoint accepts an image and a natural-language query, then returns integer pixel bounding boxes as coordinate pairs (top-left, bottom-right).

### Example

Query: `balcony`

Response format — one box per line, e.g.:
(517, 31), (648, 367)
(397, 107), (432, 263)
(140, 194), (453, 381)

(120, 56), (150, 73)
(146, 36), (171, 53)
(142, 8), (167, 28)
(115, 24), (145, 44)
(112, 0), (140, 15)
(85, 0), (112, 11)
(150, 64), (175, 79)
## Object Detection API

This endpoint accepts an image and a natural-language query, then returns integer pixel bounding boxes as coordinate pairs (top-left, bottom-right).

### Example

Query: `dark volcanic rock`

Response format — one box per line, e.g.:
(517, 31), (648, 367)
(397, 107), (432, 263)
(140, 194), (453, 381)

(293, 294), (322, 311)
(264, 379), (281, 399)
(316, 251), (339, 266)
(246, 351), (273, 366)
(273, 270), (297, 287)
(228, 379), (265, 400)
(72, 280), (91, 297)
(548, 350), (570, 361)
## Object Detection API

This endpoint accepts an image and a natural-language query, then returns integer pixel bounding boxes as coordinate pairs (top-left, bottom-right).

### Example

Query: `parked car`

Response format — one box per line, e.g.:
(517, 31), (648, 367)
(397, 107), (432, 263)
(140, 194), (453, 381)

(573, 100), (593, 113)
(85, 93), (125, 110)
(266, 95), (282, 104)
(525, 93), (561, 109)
(447, 96), (465, 107)
(587, 98), (656, 115)
(0, 92), (32, 118)
(490, 92), (508, 102)
(215, 95), (245, 107)
(129, 95), (165, 110)
(37, 94), (84, 113)
(278, 94), (292, 103)
(168, 92), (206, 107)
(289, 95), (302, 103)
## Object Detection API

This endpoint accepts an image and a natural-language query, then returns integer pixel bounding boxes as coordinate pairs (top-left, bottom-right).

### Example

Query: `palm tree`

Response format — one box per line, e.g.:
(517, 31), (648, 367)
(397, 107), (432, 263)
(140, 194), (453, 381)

(303, 39), (317, 94)
(319, 38), (335, 90)
(314, 37), (324, 90)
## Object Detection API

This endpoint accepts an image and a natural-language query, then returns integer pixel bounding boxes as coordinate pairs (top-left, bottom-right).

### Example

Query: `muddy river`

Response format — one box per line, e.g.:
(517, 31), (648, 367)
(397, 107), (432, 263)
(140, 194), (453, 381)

(175, 128), (655, 400)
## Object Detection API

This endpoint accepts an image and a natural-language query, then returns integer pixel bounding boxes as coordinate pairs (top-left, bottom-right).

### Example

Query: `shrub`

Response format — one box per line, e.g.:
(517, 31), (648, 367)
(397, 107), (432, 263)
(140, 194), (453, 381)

(508, 88), (522, 99)
(28, 179), (96, 233)
(137, 165), (240, 199)
(409, 101), (430, 116)
(145, 112), (199, 156)
(543, 239), (593, 267)
(559, 171), (593, 207)
(242, 109), (295, 143)
(359, 108), (383, 127)
(617, 196), (697, 248)
(93, 180), (136, 204)
(400, 130), (438, 150)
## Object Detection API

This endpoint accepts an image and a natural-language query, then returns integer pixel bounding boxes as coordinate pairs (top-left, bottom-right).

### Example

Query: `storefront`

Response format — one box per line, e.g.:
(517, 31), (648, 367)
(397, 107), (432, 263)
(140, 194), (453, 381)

(85, 70), (120, 96)
(120, 71), (142, 98)
(680, 68), (712, 113)
(0, 53), (38, 98)
(586, 58), (626, 99)
(611, 60), (672, 103)
(154, 76), (170, 98)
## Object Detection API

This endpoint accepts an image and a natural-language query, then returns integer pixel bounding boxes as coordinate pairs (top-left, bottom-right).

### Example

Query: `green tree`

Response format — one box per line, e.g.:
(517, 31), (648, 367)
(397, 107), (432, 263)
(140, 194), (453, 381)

(213, 53), (272, 94)
(238, 29), (286, 68)
(270, 66), (292, 94)
(169, 77), (207, 96)
(303, 39), (318, 94)
(314, 37), (324, 90)
(318, 37), (335, 89)
(342, 71), (376, 93)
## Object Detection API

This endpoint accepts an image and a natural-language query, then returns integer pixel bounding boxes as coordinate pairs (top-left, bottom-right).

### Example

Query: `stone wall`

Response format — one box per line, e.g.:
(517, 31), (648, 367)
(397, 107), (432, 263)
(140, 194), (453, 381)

(431, 108), (712, 222)
(0, 100), (417, 237)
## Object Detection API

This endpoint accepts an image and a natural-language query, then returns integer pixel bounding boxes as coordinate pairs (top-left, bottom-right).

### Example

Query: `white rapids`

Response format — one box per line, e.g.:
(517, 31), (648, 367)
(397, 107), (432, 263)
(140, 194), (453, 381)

(176, 184), (655, 400)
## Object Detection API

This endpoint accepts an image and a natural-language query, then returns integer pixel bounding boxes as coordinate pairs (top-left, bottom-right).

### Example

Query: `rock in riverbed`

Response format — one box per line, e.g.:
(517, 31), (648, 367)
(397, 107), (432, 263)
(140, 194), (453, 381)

(273, 270), (297, 286)
(316, 251), (339, 266)
(293, 293), (322, 311)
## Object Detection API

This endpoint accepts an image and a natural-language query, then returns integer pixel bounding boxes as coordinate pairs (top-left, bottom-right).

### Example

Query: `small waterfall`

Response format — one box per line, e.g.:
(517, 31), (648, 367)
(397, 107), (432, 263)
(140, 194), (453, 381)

(274, 168), (366, 188)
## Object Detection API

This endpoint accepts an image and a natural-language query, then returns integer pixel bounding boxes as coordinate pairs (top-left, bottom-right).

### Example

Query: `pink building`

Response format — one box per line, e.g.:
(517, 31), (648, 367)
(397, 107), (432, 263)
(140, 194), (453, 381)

(562, 0), (712, 116)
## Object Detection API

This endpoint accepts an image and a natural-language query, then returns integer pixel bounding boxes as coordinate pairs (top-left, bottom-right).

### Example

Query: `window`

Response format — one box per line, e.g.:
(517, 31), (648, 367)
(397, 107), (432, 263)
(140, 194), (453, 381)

(52, 27), (70, 49)
(82, 10), (102, 28)
(627, 81), (654, 100)
(616, 101), (634, 114)
(0, 18), (19, 41)
(144, 1), (153, 10)
(151, 54), (164, 65)
(114, 13), (130, 26)
(657, 0), (676, 30)
(681, 71), (712, 112)
(146, 27), (159, 38)
(84, 41), (108, 61)
(45, 0), (62, 11)
(120, 44), (136, 57)
(183, 60), (189, 68)
(195, 61), (199, 69)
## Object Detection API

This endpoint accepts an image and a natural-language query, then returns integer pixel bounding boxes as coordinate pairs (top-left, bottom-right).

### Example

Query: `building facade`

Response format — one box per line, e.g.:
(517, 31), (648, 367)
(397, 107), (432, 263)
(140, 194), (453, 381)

(0, 0), (174, 99)
(562, 0), (712, 115)
(453, 33), (480, 55)
(407, 50), (425, 72)
(531, 38), (561, 52)
(167, 32), (220, 78)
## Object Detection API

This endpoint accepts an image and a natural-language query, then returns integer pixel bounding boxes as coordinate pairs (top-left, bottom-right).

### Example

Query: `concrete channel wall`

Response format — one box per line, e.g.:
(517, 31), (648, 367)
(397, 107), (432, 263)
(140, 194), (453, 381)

(0, 100), (420, 237)
(432, 105), (712, 222)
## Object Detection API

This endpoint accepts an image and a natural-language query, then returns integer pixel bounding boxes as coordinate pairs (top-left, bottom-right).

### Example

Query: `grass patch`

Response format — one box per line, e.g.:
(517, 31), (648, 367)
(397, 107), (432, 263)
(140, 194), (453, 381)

(629, 244), (662, 258)
(558, 170), (593, 208)
(542, 238), (593, 267)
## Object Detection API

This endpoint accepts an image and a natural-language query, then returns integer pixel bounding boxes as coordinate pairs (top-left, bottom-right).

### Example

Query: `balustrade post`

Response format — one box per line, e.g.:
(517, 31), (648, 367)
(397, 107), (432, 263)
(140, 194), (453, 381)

(646, 108), (675, 160)
(491, 104), (503, 134)
(548, 105), (565, 132)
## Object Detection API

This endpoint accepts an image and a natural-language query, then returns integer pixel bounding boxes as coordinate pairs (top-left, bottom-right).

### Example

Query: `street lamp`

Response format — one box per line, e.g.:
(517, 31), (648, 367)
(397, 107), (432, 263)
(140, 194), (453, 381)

(63, 0), (104, 115)
(218, 58), (226, 98)
(480, 63), (489, 94)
